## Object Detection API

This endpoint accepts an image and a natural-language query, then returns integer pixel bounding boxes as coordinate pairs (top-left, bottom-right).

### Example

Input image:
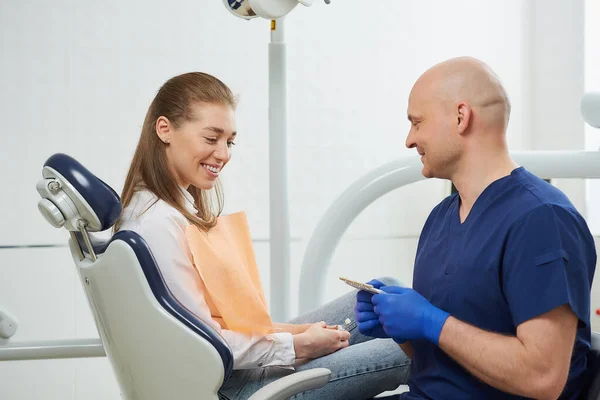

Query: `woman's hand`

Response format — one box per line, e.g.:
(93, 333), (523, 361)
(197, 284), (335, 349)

(293, 322), (350, 360)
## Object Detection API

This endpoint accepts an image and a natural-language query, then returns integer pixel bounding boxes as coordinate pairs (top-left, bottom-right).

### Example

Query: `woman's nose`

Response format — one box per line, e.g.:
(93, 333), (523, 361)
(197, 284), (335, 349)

(214, 142), (230, 162)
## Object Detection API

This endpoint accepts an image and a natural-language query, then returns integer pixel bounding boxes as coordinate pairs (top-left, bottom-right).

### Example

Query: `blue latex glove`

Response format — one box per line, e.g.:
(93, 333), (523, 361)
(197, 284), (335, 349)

(354, 279), (390, 339)
(372, 286), (450, 346)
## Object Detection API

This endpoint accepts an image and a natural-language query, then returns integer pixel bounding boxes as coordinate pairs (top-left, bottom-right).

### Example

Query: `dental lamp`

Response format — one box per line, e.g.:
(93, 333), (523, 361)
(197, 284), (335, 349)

(582, 92), (600, 129)
(222, 0), (322, 20)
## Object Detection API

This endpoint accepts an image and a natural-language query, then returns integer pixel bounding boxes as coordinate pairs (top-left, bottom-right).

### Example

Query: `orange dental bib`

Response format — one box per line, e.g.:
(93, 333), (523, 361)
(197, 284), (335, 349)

(185, 212), (275, 335)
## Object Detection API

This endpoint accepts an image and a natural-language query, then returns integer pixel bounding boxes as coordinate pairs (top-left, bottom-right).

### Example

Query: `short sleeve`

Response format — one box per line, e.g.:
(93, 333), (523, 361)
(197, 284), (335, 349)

(502, 204), (595, 328)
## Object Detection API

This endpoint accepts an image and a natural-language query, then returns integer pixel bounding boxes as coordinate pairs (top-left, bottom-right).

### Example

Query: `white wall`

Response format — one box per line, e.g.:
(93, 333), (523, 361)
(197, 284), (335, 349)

(528, 0), (587, 215)
(585, 0), (600, 233)
(0, 0), (593, 399)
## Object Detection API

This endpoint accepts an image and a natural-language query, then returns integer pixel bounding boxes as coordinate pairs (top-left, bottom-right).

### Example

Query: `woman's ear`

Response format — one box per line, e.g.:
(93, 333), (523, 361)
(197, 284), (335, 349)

(457, 102), (472, 135)
(156, 116), (172, 144)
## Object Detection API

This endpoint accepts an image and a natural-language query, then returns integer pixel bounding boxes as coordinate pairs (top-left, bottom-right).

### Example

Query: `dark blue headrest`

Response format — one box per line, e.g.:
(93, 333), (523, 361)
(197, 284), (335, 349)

(44, 153), (122, 231)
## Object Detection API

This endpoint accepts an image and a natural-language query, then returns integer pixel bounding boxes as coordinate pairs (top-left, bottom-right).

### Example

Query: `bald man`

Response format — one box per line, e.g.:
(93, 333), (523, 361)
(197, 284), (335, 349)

(355, 57), (596, 399)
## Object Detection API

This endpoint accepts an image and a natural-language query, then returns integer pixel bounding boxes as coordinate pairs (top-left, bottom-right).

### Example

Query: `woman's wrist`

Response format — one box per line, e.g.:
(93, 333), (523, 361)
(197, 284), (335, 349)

(292, 332), (311, 359)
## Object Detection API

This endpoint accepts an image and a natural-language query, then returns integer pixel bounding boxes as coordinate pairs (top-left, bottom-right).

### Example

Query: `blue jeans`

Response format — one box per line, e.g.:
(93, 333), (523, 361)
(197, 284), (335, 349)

(219, 278), (411, 400)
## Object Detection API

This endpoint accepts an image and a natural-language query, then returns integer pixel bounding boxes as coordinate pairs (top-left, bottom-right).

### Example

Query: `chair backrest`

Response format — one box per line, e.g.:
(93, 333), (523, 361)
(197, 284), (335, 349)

(37, 153), (233, 400)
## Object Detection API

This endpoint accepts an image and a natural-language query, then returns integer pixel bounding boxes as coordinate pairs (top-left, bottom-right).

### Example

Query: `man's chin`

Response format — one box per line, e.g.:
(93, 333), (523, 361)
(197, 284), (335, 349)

(421, 167), (434, 179)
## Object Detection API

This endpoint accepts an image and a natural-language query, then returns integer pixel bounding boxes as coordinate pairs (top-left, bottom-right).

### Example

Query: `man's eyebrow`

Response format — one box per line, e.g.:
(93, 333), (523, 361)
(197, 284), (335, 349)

(204, 126), (237, 136)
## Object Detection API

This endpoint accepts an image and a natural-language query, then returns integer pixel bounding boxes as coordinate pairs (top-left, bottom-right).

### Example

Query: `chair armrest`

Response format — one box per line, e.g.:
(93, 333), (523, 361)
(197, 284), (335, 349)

(247, 368), (331, 400)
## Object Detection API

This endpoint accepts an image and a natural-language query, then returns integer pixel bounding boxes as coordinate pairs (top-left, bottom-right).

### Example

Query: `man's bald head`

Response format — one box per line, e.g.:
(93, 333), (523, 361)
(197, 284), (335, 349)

(406, 57), (513, 179)
(411, 57), (511, 131)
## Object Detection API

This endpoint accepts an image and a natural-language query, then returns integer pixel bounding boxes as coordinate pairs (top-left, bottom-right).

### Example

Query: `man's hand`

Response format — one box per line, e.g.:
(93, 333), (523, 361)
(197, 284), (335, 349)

(354, 279), (391, 339)
(372, 286), (450, 345)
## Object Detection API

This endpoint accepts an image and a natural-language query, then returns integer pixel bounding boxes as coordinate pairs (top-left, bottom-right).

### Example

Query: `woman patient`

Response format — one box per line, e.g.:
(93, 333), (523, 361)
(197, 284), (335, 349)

(115, 71), (409, 399)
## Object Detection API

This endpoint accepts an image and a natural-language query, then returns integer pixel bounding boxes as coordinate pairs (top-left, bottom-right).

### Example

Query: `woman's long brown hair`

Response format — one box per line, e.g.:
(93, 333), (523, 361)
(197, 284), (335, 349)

(114, 72), (237, 232)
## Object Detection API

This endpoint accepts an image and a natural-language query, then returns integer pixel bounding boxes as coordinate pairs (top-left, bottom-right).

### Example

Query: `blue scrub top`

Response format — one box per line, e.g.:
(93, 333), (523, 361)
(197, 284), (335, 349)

(402, 167), (597, 400)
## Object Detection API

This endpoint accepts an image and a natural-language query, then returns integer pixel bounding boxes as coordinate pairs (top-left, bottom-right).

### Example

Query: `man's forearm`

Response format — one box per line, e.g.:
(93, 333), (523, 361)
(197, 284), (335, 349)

(438, 317), (561, 399)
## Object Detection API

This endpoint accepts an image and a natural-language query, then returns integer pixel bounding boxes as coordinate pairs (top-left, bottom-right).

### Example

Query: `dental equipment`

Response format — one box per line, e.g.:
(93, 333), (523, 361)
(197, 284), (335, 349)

(0, 307), (18, 340)
(582, 91), (600, 129)
(222, 0), (319, 20)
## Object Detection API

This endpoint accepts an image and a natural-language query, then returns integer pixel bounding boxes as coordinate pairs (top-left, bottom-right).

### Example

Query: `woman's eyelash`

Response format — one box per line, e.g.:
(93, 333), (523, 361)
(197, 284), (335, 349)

(205, 137), (235, 147)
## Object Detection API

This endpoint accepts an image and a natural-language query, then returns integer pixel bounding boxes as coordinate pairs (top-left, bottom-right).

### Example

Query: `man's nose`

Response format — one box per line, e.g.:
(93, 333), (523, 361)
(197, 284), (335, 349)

(405, 130), (416, 149)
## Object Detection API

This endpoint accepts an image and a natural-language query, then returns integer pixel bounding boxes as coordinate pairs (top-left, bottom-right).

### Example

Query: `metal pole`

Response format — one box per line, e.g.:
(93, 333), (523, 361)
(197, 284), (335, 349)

(269, 17), (290, 321)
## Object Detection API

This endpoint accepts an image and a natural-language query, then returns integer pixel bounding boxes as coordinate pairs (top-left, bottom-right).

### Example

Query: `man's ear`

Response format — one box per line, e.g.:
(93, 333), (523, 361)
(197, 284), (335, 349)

(457, 103), (472, 135)
(156, 116), (172, 144)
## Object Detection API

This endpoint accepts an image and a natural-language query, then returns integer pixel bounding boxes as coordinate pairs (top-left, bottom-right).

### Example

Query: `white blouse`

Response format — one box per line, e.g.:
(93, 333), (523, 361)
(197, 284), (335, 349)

(119, 189), (295, 369)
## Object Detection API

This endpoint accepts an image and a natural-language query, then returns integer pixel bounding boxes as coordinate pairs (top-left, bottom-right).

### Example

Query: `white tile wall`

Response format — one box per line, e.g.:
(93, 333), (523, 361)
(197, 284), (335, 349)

(0, 248), (78, 399)
(0, 359), (76, 400)
(74, 358), (121, 400)
(0, 248), (75, 341)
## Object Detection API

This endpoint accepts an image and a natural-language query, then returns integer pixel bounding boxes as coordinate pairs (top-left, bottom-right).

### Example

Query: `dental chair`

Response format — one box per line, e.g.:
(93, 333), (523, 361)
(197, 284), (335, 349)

(35, 153), (331, 400)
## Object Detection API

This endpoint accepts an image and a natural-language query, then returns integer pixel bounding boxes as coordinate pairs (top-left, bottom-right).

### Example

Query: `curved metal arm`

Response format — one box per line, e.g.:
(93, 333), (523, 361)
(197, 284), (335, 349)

(0, 338), (105, 361)
(298, 151), (600, 314)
